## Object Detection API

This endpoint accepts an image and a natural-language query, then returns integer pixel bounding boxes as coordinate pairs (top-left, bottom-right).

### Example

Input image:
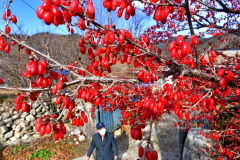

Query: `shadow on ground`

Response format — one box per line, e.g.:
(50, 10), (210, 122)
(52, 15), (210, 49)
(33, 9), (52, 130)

(115, 131), (129, 160)
(154, 117), (179, 160)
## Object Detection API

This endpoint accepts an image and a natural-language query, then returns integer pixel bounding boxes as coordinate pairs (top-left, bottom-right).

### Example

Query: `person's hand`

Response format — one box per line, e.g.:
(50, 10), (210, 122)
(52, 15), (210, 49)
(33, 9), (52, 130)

(114, 156), (118, 160)
(86, 156), (90, 160)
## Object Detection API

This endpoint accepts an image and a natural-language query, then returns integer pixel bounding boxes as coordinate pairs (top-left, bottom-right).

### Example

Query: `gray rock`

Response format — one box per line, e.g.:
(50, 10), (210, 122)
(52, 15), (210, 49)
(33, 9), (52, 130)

(4, 130), (13, 139)
(26, 114), (35, 122)
(2, 118), (12, 124)
(36, 106), (42, 113)
(19, 121), (26, 128)
(183, 128), (212, 160)
(41, 107), (46, 113)
(12, 124), (16, 129)
(6, 122), (13, 128)
(13, 119), (20, 125)
(14, 131), (23, 139)
(0, 126), (8, 134)
(22, 126), (32, 131)
(13, 111), (18, 115)
(30, 109), (36, 116)
(78, 135), (86, 142)
(32, 102), (40, 109)
(0, 115), (2, 121)
(0, 106), (5, 112)
(12, 113), (21, 120)
(70, 128), (82, 135)
(7, 137), (21, 145)
(21, 112), (28, 118)
(1, 112), (11, 119)
(22, 134), (30, 140)
(30, 121), (35, 127)
(9, 108), (14, 115)
(15, 125), (22, 132)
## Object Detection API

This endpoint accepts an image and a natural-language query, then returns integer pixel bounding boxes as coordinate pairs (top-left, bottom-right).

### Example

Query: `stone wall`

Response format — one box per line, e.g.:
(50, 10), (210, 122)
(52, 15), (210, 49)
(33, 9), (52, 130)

(183, 128), (213, 160)
(0, 100), (95, 146)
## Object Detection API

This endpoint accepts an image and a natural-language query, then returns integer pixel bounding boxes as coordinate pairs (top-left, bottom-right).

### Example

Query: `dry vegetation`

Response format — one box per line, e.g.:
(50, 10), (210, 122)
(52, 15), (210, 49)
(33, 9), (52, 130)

(1, 135), (90, 160)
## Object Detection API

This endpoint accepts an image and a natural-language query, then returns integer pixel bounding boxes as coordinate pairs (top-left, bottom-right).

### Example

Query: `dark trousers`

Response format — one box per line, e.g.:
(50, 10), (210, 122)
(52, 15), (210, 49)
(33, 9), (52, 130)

(179, 128), (188, 160)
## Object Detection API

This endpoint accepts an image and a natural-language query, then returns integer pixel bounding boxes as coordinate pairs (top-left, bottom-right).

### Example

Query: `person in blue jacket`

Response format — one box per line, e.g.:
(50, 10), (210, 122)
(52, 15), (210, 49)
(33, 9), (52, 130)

(87, 122), (118, 160)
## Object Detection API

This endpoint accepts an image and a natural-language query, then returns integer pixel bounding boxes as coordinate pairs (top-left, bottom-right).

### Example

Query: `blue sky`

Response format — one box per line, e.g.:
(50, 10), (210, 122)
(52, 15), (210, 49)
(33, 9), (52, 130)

(0, 0), (215, 37)
(0, 0), (153, 36)
(0, 0), (72, 35)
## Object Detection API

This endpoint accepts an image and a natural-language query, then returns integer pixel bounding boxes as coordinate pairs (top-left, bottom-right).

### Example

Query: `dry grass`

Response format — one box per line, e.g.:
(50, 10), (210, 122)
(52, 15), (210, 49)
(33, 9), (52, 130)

(1, 135), (90, 160)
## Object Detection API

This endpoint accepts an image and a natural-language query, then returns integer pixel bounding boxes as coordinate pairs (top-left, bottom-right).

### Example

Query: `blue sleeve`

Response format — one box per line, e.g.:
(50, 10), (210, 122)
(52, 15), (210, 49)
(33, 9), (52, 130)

(87, 136), (96, 157)
(112, 136), (118, 156)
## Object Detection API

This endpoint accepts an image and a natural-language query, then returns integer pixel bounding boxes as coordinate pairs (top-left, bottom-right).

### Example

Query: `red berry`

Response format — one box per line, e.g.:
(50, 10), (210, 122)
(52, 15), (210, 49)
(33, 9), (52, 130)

(5, 25), (11, 34)
(40, 125), (46, 136)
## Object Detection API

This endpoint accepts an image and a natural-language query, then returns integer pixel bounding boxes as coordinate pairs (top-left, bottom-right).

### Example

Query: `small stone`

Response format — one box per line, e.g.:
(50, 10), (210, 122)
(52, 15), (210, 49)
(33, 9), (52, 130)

(9, 108), (14, 114)
(0, 126), (8, 134)
(22, 134), (30, 140)
(41, 107), (46, 113)
(14, 119), (20, 125)
(30, 109), (36, 116)
(6, 122), (13, 128)
(21, 112), (28, 118)
(78, 135), (86, 142)
(22, 126), (32, 131)
(0, 106), (5, 112)
(2, 118), (12, 124)
(13, 111), (18, 115)
(4, 130), (13, 139)
(14, 131), (23, 139)
(8, 137), (21, 145)
(19, 121), (26, 128)
(15, 125), (22, 132)
(1, 112), (11, 119)
(26, 114), (35, 122)
(70, 128), (81, 135)
(36, 106), (42, 113)
(30, 121), (35, 127)
(32, 102), (40, 109)
(12, 124), (16, 129)
(12, 113), (21, 120)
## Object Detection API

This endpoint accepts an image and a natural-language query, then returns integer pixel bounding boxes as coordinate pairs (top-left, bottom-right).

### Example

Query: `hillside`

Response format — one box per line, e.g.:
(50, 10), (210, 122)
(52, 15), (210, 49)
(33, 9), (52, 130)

(0, 33), (239, 87)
